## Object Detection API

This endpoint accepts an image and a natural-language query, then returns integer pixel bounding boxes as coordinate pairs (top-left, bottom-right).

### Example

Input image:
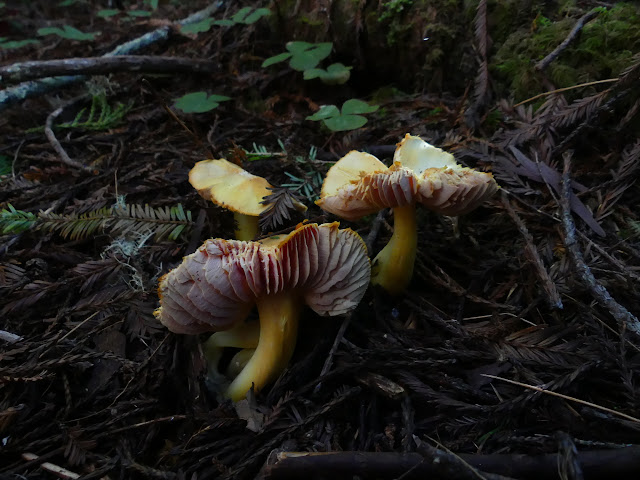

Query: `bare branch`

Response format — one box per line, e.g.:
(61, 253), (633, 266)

(560, 152), (640, 336)
(536, 8), (601, 71)
(0, 56), (219, 84)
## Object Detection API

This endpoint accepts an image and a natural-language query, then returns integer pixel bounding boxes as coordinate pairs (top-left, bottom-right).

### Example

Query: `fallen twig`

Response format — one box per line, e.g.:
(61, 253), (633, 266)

(0, 2), (221, 112)
(22, 452), (80, 480)
(365, 209), (388, 255)
(535, 8), (601, 71)
(0, 329), (23, 343)
(313, 313), (352, 394)
(501, 192), (563, 309)
(260, 446), (640, 480)
(44, 95), (95, 173)
(0, 56), (219, 84)
(560, 152), (640, 336)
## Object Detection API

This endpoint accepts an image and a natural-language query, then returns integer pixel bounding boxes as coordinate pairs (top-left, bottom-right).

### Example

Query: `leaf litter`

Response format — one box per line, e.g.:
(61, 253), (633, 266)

(1, 1), (640, 479)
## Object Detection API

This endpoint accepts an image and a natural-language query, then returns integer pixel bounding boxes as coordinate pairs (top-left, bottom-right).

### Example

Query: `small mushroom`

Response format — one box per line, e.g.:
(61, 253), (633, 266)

(189, 158), (306, 240)
(317, 134), (498, 295)
(154, 222), (370, 401)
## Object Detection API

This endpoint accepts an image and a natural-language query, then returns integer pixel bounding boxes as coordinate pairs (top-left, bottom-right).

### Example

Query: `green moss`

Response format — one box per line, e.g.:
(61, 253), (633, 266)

(491, 3), (640, 101)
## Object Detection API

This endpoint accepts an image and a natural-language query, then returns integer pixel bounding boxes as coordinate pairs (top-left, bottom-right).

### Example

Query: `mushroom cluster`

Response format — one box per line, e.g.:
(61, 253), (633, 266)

(189, 158), (306, 241)
(317, 134), (498, 295)
(154, 222), (370, 401)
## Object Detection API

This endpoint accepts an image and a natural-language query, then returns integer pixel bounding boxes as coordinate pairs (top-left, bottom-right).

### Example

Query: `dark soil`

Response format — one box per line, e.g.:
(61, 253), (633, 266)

(1, 1), (640, 479)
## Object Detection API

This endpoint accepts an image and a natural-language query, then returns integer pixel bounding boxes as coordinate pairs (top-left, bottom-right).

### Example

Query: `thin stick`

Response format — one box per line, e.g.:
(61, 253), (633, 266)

(314, 313), (353, 394)
(535, 8), (601, 71)
(0, 330), (23, 343)
(365, 209), (388, 255)
(483, 374), (640, 424)
(44, 96), (95, 173)
(560, 152), (640, 336)
(22, 453), (80, 479)
(0, 56), (219, 84)
(512, 78), (617, 107)
(501, 192), (563, 309)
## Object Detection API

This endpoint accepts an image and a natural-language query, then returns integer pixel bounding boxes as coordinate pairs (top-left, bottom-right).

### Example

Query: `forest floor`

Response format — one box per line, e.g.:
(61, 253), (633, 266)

(1, 1), (640, 479)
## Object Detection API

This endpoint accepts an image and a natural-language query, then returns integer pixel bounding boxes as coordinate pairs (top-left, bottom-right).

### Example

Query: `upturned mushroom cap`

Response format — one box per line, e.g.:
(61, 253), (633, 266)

(189, 158), (306, 216)
(395, 134), (498, 215)
(154, 222), (370, 334)
(317, 134), (498, 219)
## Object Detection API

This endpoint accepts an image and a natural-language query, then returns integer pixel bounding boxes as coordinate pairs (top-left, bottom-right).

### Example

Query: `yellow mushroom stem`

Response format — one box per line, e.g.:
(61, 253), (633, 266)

(204, 320), (260, 382)
(370, 204), (418, 295)
(233, 212), (260, 241)
(227, 348), (256, 378)
(226, 291), (302, 401)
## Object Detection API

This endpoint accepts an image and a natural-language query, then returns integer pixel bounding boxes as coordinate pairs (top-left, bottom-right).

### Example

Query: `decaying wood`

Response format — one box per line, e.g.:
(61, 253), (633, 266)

(261, 446), (640, 480)
(0, 56), (219, 83)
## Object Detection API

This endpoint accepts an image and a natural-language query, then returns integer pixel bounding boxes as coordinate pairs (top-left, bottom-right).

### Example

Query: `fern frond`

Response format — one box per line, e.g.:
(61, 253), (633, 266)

(0, 204), (38, 234)
(110, 203), (193, 240)
(6, 203), (193, 241)
(551, 89), (609, 129)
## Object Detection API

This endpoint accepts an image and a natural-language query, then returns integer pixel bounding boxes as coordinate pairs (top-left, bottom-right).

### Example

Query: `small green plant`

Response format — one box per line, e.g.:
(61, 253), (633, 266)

(263, 42), (333, 71)
(97, 8), (154, 18)
(0, 155), (10, 178)
(306, 99), (379, 132)
(303, 63), (352, 85)
(0, 37), (39, 50)
(97, 9), (119, 17)
(379, 0), (413, 22)
(181, 6), (270, 34)
(281, 146), (325, 202)
(0, 202), (193, 241)
(173, 92), (231, 114)
(38, 25), (99, 41)
(244, 143), (286, 162)
(60, 94), (131, 131)
(0, 205), (38, 234)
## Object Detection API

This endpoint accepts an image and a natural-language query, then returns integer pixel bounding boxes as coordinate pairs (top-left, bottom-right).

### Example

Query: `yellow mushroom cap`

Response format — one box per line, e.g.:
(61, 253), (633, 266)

(316, 134), (498, 219)
(395, 134), (499, 215)
(189, 158), (306, 216)
(317, 151), (417, 221)
(154, 222), (371, 334)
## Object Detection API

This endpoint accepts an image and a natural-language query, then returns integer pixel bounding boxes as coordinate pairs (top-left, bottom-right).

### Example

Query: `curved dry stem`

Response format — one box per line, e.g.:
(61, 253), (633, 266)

(234, 212), (260, 241)
(370, 204), (418, 295)
(226, 292), (301, 401)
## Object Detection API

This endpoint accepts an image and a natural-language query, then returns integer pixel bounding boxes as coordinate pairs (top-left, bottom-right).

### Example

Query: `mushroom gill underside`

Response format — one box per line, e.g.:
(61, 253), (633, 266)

(319, 163), (498, 220)
(154, 222), (370, 334)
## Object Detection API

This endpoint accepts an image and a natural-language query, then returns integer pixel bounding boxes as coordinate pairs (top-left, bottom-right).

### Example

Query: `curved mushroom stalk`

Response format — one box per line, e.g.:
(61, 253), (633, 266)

(203, 320), (260, 390)
(155, 222), (371, 401)
(227, 348), (256, 379)
(371, 204), (418, 295)
(227, 292), (302, 401)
